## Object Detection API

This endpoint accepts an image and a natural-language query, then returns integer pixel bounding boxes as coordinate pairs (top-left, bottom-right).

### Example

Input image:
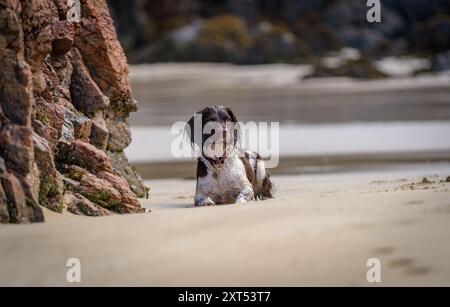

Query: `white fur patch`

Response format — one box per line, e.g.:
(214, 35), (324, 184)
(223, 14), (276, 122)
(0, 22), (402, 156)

(195, 152), (254, 205)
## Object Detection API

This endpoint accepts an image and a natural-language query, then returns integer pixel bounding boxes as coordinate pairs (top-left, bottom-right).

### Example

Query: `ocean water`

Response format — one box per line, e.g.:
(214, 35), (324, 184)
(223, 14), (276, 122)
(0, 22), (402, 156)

(125, 121), (450, 163)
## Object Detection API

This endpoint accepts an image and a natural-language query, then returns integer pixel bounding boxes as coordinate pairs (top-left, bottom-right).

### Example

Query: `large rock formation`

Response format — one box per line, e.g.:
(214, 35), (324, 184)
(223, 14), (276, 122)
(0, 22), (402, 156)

(0, 0), (148, 223)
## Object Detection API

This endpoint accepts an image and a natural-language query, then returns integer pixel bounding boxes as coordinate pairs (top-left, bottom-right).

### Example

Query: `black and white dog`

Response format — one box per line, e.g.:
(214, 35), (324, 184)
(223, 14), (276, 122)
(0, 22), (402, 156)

(186, 106), (274, 206)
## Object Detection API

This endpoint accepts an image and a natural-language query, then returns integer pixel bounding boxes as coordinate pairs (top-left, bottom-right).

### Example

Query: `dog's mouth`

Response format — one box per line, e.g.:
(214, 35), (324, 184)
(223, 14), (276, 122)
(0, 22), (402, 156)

(206, 153), (227, 167)
(204, 141), (229, 167)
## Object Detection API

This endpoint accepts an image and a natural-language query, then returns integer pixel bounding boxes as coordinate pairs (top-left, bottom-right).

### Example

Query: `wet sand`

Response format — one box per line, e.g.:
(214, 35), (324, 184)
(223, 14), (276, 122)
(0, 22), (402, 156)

(1, 163), (450, 286)
(129, 64), (450, 126)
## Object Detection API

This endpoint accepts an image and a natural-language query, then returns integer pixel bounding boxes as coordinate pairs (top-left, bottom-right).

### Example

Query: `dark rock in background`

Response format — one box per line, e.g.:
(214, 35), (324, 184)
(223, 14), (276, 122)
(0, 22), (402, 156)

(0, 0), (147, 223)
(108, 0), (450, 66)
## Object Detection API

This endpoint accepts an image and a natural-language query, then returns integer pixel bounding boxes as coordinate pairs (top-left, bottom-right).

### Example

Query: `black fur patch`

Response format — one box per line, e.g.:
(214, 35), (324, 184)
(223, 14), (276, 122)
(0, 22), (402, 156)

(196, 158), (208, 178)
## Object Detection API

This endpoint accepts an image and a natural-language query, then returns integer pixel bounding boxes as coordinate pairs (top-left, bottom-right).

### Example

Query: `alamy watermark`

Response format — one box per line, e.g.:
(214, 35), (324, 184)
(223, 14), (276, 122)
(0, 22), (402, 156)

(366, 258), (382, 283)
(170, 116), (280, 168)
(367, 0), (382, 23)
(66, 257), (81, 283)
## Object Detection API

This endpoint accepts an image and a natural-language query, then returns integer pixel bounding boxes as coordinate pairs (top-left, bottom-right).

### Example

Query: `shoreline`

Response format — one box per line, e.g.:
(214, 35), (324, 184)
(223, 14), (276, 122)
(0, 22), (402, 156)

(128, 64), (450, 126)
(131, 151), (450, 179)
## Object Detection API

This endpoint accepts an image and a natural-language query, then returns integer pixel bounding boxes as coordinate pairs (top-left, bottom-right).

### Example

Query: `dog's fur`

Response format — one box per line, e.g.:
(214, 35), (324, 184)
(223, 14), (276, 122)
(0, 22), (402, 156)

(186, 106), (274, 206)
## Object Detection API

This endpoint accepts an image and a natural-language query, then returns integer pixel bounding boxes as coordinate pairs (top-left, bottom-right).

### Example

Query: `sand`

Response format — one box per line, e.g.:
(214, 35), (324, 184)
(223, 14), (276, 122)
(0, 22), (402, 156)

(1, 162), (450, 286)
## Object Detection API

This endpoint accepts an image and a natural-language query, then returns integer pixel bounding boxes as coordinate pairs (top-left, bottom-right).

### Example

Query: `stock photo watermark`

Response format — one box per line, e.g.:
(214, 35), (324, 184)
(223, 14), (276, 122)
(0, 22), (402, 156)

(170, 116), (280, 168)
(66, 258), (81, 283)
(367, 0), (382, 23)
(367, 258), (382, 283)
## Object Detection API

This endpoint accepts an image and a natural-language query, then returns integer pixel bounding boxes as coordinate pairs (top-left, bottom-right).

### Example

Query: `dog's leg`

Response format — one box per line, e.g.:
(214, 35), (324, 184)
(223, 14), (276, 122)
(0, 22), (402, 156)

(194, 194), (216, 207)
(235, 187), (254, 204)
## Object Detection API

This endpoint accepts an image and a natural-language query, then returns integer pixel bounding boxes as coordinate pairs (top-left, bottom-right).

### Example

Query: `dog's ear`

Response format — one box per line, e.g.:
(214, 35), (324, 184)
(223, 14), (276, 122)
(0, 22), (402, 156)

(186, 114), (196, 147)
(186, 112), (203, 148)
(225, 107), (237, 122)
(225, 107), (240, 146)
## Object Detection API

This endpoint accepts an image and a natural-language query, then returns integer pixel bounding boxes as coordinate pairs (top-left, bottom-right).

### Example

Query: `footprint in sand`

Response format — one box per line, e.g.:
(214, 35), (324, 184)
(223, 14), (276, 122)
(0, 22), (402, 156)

(388, 257), (432, 277)
(404, 200), (424, 206)
(372, 246), (395, 256)
(371, 248), (432, 277)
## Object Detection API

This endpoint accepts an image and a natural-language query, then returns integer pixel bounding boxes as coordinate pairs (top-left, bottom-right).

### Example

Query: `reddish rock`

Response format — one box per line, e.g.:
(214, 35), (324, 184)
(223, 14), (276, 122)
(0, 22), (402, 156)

(0, 5), (34, 126)
(97, 170), (141, 209)
(70, 48), (110, 115)
(20, 0), (54, 70)
(57, 140), (113, 172)
(0, 157), (9, 222)
(32, 119), (59, 150)
(35, 98), (66, 136)
(62, 168), (122, 208)
(33, 133), (64, 212)
(106, 118), (132, 152)
(48, 54), (73, 99)
(0, 0), (146, 223)
(1, 172), (44, 223)
(62, 109), (92, 142)
(74, 0), (137, 113)
(0, 182), (9, 223)
(64, 192), (111, 216)
(0, 123), (34, 176)
(51, 20), (75, 56)
(90, 118), (109, 150)
(108, 151), (149, 199)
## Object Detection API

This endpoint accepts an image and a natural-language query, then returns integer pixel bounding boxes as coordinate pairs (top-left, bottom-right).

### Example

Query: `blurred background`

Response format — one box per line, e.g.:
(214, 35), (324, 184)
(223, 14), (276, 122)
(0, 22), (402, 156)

(106, 0), (450, 179)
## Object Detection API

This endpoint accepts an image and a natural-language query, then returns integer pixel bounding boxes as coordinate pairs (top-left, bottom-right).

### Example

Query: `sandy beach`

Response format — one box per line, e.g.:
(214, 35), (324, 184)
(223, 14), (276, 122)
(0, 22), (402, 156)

(2, 0), (450, 291)
(1, 162), (450, 286)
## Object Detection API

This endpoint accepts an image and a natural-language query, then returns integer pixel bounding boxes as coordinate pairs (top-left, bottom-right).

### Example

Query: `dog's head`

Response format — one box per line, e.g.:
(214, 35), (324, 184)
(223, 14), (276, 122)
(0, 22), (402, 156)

(186, 106), (239, 164)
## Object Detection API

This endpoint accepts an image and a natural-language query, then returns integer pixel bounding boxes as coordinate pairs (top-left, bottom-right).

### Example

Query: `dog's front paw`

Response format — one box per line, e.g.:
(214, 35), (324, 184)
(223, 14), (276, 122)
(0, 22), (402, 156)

(235, 196), (248, 204)
(195, 197), (216, 207)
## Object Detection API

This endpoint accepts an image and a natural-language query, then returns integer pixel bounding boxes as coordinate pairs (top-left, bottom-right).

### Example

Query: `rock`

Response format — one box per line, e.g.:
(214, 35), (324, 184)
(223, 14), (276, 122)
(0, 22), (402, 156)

(64, 191), (111, 216)
(107, 151), (149, 199)
(21, 0), (54, 70)
(106, 118), (132, 152)
(1, 172), (44, 223)
(34, 98), (66, 139)
(74, 0), (135, 110)
(63, 169), (122, 208)
(0, 157), (9, 222)
(307, 56), (387, 80)
(89, 118), (109, 150)
(97, 170), (141, 209)
(1, 0), (145, 223)
(0, 123), (34, 176)
(412, 15), (450, 54)
(422, 177), (433, 184)
(51, 20), (75, 56)
(195, 14), (253, 62)
(0, 157), (5, 174)
(61, 164), (142, 213)
(70, 48), (110, 115)
(446, 176), (450, 183)
(0, 182), (9, 223)
(0, 7), (34, 126)
(61, 109), (92, 142)
(432, 51), (450, 72)
(33, 133), (64, 212)
(32, 119), (59, 151)
(48, 54), (73, 99)
(57, 140), (113, 172)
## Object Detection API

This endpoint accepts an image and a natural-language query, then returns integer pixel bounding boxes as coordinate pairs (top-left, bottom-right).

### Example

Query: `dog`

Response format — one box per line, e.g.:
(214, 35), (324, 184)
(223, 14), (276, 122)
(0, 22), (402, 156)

(186, 106), (274, 206)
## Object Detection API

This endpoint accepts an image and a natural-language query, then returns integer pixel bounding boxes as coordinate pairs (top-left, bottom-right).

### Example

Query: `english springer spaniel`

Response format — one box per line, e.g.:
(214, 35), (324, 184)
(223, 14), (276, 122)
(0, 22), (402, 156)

(186, 106), (274, 206)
